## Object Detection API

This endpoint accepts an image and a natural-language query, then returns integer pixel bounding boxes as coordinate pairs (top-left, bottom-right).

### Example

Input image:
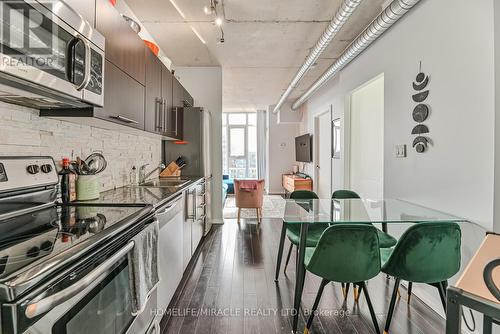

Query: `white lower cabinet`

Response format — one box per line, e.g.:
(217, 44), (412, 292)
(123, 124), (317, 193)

(157, 195), (184, 312)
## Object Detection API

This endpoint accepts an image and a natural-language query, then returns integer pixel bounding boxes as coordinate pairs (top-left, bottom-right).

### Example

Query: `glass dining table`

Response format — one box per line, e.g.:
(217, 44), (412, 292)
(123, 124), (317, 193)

(278, 198), (470, 334)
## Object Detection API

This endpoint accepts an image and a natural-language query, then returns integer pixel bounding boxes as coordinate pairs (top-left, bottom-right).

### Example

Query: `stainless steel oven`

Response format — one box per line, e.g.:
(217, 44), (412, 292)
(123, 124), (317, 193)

(1, 226), (158, 334)
(0, 0), (105, 109)
(2, 237), (159, 334)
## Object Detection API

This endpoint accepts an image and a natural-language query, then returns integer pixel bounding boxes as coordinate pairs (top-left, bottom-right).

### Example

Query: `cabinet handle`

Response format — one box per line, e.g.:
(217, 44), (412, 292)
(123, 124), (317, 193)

(173, 107), (178, 137)
(155, 98), (162, 131)
(158, 99), (164, 132)
(163, 98), (168, 134)
(111, 115), (139, 124)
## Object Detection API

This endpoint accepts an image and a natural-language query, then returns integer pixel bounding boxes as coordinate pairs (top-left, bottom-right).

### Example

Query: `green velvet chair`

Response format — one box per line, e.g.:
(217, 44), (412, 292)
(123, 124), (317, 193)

(275, 190), (326, 281)
(303, 224), (381, 334)
(332, 190), (397, 301)
(381, 222), (461, 334)
(332, 190), (397, 249)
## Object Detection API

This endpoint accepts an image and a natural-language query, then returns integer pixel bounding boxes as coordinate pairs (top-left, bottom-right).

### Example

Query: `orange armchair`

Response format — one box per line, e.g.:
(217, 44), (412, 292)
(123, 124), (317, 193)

(234, 179), (265, 223)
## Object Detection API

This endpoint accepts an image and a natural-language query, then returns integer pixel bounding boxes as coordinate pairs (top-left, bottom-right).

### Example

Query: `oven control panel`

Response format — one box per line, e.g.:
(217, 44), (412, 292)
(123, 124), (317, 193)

(0, 157), (59, 193)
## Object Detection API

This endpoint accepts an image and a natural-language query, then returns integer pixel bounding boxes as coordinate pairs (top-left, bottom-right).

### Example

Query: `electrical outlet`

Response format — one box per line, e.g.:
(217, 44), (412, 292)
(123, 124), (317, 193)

(395, 144), (407, 158)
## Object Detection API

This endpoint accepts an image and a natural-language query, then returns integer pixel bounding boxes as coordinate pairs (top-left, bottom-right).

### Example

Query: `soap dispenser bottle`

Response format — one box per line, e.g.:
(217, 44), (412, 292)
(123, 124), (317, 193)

(130, 166), (138, 185)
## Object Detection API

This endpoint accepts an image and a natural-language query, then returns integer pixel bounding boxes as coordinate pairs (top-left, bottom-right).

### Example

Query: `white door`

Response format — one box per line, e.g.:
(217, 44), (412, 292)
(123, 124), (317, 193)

(314, 109), (332, 199)
(349, 75), (384, 199)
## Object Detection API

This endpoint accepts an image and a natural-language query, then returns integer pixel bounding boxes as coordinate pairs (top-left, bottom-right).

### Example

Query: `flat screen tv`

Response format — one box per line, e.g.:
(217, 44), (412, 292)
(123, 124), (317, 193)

(295, 134), (312, 162)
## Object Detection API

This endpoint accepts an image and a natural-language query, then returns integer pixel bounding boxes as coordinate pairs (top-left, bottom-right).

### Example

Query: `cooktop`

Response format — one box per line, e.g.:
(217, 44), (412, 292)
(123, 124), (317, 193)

(0, 204), (149, 281)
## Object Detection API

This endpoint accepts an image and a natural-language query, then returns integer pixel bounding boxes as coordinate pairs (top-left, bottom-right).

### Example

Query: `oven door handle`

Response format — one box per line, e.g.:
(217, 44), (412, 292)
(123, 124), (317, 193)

(25, 241), (135, 319)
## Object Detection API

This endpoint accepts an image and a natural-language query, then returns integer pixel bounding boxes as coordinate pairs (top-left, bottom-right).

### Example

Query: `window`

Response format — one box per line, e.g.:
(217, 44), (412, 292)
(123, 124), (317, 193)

(222, 113), (259, 179)
(229, 127), (245, 157)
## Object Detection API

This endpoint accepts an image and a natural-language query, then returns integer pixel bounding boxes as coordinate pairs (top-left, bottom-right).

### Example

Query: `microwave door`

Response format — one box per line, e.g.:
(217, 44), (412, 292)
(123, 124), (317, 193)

(0, 0), (86, 101)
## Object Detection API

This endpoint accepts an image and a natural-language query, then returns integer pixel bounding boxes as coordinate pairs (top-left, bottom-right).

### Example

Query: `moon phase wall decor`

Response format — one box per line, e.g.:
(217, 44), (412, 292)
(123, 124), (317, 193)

(412, 90), (429, 102)
(411, 69), (431, 153)
(412, 76), (429, 91)
(412, 104), (429, 122)
(411, 124), (429, 135)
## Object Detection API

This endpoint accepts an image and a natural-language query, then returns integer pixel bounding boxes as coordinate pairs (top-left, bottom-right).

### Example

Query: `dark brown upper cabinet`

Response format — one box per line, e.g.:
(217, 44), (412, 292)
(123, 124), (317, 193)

(183, 86), (194, 107)
(64, 0), (96, 26)
(144, 49), (183, 139)
(95, 60), (145, 130)
(173, 77), (194, 108)
(95, 0), (145, 85)
(161, 67), (181, 139)
(144, 48), (163, 134)
(172, 77), (183, 107)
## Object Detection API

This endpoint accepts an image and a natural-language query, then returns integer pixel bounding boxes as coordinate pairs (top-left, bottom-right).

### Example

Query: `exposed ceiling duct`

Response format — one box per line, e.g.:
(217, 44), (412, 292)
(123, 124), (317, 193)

(291, 0), (422, 110)
(271, 0), (363, 114)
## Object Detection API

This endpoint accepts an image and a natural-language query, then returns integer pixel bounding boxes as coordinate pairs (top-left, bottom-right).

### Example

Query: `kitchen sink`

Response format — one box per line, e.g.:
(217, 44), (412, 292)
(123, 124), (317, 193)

(138, 179), (190, 188)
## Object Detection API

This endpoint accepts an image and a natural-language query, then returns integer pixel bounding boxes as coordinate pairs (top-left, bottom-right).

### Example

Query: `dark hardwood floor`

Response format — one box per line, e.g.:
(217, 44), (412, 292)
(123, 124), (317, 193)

(161, 218), (445, 334)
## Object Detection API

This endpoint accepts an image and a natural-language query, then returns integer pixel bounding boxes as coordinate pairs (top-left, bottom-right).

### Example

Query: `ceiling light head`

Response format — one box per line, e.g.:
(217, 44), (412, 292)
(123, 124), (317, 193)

(215, 17), (223, 26)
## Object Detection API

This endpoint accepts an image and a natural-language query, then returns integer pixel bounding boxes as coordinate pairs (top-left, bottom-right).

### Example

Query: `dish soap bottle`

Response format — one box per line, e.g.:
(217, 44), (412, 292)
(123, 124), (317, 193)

(59, 158), (76, 203)
(130, 166), (138, 185)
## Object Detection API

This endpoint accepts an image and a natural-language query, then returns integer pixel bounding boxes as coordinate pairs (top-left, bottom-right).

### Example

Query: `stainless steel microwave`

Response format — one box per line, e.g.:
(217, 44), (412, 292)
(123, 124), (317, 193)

(0, 0), (105, 109)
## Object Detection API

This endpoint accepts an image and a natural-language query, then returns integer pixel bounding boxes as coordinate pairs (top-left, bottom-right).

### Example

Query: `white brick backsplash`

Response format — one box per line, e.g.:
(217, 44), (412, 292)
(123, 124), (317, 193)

(0, 102), (162, 191)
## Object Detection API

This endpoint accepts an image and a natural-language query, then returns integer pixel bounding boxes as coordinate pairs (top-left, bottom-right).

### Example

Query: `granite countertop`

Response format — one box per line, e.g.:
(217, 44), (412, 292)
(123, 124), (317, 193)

(87, 176), (204, 208)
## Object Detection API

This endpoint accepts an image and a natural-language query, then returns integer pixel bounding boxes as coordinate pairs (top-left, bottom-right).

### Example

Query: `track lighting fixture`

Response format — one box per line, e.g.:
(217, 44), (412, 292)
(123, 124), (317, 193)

(203, 0), (226, 44)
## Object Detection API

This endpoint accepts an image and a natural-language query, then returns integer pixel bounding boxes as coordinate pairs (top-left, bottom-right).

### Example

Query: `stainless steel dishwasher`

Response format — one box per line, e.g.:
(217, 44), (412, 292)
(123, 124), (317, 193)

(156, 194), (184, 312)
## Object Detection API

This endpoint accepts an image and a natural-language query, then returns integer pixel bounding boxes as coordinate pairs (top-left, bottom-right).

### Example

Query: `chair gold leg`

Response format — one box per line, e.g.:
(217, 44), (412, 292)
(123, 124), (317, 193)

(237, 208), (241, 223)
(343, 283), (350, 300)
(354, 286), (360, 303)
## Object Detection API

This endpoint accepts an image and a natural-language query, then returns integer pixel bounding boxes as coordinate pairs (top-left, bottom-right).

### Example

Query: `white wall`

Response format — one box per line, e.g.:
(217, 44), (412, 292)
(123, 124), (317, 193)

(304, 0), (494, 228)
(266, 106), (301, 194)
(175, 67), (223, 223)
(349, 75), (384, 199)
(0, 103), (162, 191)
(301, 0), (494, 322)
(494, 0), (500, 234)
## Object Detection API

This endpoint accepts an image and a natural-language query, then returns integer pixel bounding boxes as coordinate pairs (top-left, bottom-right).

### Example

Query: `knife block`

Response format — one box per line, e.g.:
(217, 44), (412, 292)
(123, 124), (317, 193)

(160, 162), (182, 178)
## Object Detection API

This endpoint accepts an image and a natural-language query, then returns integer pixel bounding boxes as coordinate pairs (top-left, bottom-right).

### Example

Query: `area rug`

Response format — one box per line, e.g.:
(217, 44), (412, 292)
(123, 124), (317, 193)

(223, 195), (285, 219)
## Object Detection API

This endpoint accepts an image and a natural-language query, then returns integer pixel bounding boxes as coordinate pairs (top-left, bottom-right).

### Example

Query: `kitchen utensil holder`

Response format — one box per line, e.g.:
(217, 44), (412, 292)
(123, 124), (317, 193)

(76, 175), (100, 201)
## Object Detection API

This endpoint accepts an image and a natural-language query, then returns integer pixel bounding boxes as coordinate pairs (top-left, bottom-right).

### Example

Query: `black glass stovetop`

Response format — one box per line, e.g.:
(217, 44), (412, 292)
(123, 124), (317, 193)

(0, 203), (148, 280)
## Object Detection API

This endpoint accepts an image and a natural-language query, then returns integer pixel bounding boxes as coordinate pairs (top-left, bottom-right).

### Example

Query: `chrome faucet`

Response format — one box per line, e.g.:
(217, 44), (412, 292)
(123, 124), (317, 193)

(139, 163), (166, 184)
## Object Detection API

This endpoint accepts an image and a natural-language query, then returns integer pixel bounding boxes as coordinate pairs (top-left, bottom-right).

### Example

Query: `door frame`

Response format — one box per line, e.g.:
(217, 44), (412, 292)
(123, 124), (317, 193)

(313, 106), (333, 196)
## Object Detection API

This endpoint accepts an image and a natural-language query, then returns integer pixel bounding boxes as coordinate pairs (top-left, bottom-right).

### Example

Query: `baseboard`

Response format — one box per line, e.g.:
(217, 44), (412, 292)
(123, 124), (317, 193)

(268, 191), (285, 195)
(210, 218), (224, 225)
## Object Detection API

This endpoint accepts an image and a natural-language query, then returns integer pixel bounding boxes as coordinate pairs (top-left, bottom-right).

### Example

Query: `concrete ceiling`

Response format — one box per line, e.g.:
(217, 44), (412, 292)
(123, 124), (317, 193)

(124, 0), (387, 110)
